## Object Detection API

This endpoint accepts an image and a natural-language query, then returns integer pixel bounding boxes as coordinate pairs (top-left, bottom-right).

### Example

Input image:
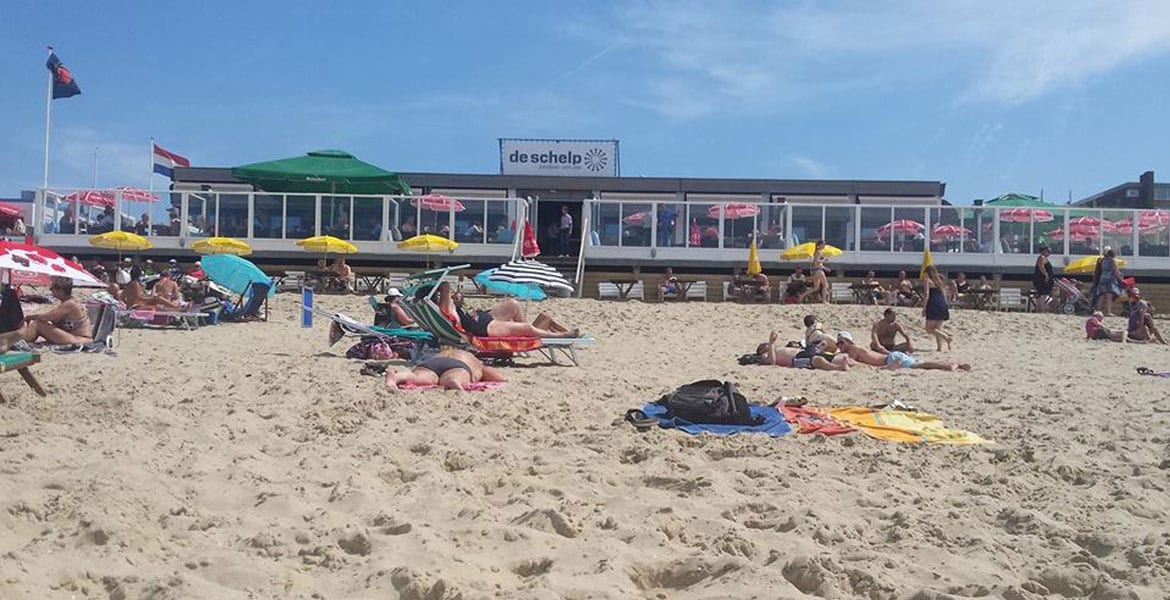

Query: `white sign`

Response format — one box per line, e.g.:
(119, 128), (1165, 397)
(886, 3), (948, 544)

(499, 138), (619, 177)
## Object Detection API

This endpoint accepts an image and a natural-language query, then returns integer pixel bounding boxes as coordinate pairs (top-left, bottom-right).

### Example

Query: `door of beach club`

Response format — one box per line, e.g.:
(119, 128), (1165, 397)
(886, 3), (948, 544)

(524, 190), (586, 256)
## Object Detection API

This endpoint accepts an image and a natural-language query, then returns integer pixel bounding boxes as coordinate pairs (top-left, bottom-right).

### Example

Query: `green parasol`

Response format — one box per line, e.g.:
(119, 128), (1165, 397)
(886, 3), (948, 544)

(230, 150), (410, 195)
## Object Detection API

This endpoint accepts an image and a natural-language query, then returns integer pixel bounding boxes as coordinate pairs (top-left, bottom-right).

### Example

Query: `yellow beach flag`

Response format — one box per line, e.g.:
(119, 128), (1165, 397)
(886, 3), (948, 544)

(920, 246), (933, 278)
(747, 237), (762, 275)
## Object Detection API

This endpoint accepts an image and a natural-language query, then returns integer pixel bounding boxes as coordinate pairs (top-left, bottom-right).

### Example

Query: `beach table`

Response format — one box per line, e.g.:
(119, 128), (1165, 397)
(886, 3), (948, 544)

(850, 283), (882, 304)
(356, 271), (387, 294)
(0, 352), (46, 403)
(607, 279), (642, 300)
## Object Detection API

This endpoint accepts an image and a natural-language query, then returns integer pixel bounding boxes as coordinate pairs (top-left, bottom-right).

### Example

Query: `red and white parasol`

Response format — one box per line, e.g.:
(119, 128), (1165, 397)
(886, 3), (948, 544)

(876, 219), (925, 236)
(622, 211), (651, 227)
(708, 203), (760, 220)
(115, 186), (158, 203)
(1066, 216), (1115, 230)
(521, 220), (540, 258)
(0, 241), (104, 287)
(1047, 223), (1106, 242)
(411, 193), (465, 213)
(932, 224), (973, 238)
(998, 208), (1054, 223)
(63, 189), (115, 208)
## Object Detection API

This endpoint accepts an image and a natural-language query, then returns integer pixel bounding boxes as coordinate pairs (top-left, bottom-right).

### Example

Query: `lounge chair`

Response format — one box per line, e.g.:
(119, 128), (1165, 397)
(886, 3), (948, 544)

(117, 305), (208, 330)
(0, 352), (46, 402)
(402, 266), (594, 366)
(223, 281), (271, 322)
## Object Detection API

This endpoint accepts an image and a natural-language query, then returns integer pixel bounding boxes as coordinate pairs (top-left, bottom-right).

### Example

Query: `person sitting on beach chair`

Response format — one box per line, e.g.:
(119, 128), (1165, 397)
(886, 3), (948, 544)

(742, 331), (852, 371)
(431, 282), (580, 339)
(1127, 290), (1166, 344)
(658, 267), (680, 301)
(373, 288), (415, 328)
(835, 331), (970, 371)
(894, 271), (921, 307)
(0, 278), (92, 350)
(386, 348), (507, 390)
(861, 270), (889, 305)
(870, 308), (914, 353)
(1085, 310), (1126, 342)
(784, 268), (807, 304)
(121, 267), (185, 311)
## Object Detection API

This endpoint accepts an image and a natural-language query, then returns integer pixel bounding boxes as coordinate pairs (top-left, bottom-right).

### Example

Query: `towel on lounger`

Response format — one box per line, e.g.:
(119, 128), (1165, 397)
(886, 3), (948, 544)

(640, 402), (790, 437)
(394, 381), (507, 392)
(828, 406), (989, 444)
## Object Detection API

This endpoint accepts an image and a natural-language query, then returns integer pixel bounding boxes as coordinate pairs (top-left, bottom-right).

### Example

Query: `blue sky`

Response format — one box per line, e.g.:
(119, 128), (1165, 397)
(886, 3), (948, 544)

(3, 0), (1170, 204)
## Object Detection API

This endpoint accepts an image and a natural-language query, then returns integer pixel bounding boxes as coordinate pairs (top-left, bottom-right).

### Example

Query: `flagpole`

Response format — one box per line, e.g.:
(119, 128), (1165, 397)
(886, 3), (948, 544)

(148, 137), (154, 195)
(93, 147), (98, 187)
(42, 46), (54, 191)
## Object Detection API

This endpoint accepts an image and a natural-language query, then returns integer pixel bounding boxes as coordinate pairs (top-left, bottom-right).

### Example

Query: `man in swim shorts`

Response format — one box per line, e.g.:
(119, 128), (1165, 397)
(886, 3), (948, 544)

(870, 308), (914, 353)
(835, 331), (971, 372)
(385, 348), (508, 390)
(748, 331), (852, 371)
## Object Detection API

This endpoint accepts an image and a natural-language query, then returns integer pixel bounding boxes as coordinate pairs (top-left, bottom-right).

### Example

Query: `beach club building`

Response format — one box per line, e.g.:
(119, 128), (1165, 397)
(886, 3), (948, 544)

(25, 143), (1170, 275)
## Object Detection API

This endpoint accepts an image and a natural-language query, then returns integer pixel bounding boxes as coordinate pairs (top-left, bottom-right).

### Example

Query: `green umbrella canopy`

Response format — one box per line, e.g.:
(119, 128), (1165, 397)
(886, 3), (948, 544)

(231, 150), (410, 195)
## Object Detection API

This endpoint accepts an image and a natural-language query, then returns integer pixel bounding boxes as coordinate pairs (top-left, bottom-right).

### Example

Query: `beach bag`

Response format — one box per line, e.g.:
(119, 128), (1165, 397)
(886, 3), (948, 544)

(655, 379), (762, 426)
(346, 338), (394, 360)
(0, 286), (23, 333)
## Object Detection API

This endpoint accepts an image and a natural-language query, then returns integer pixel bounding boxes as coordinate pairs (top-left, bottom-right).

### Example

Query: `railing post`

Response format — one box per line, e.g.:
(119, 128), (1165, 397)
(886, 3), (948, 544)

(992, 208), (1001, 254)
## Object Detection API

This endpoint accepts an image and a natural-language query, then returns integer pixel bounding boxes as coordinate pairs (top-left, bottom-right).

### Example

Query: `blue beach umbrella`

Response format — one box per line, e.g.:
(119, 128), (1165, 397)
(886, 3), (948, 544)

(201, 254), (276, 297)
(474, 269), (546, 300)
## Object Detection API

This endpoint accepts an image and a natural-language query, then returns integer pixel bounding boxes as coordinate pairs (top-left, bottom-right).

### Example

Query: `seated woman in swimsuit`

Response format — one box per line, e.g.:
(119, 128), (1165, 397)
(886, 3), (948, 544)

(386, 348), (507, 390)
(0, 278), (93, 350)
(431, 282), (580, 339)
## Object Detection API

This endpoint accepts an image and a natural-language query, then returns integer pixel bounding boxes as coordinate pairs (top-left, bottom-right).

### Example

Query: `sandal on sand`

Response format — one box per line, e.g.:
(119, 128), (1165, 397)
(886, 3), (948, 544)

(1137, 367), (1156, 376)
(624, 409), (659, 431)
(360, 363), (388, 377)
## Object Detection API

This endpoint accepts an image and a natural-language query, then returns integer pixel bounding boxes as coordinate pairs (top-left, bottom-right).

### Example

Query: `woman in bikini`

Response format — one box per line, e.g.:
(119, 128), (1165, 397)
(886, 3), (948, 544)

(0, 277), (92, 350)
(800, 240), (831, 304)
(431, 282), (580, 339)
(120, 266), (184, 311)
(386, 348), (507, 390)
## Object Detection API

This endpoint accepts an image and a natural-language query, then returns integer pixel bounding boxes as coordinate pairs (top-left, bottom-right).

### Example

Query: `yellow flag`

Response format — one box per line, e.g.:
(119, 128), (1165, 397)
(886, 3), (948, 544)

(920, 246), (933, 278)
(747, 237), (762, 275)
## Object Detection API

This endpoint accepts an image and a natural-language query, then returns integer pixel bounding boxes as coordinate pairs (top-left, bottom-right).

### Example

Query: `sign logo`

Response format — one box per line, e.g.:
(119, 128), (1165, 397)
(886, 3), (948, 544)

(499, 139), (619, 177)
(583, 148), (607, 172)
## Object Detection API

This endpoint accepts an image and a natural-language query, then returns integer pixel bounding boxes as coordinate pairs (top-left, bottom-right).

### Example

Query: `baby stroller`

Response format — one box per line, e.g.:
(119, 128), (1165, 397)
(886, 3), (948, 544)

(1054, 277), (1091, 315)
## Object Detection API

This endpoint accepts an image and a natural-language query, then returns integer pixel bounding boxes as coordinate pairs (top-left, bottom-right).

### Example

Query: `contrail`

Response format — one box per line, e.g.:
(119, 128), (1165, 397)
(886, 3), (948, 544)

(544, 41), (621, 90)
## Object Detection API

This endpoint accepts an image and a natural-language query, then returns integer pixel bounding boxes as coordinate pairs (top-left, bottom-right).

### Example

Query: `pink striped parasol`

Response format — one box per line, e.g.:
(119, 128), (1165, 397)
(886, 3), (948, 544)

(932, 224), (973, 238)
(63, 189), (115, 207)
(998, 208), (1054, 223)
(876, 219), (924, 236)
(411, 193), (465, 212)
(1047, 223), (1106, 241)
(115, 186), (158, 203)
(708, 203), (760, 219)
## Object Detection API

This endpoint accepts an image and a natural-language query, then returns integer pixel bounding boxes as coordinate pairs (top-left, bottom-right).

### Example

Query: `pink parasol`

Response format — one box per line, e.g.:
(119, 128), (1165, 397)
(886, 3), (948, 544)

(411, 193), (465, 213)
(0, 241), (104, 287)
(932, 224), (973, 238)
(708, 203), (760, 220)
(1047, 223), (1106, 241)
(63, 189), (115, 208)
(622, 211), (651, 227)
(689, 220), (701, 246)
(998, 208), (1054, 223)
(116, 186), (158, 203)
(0, 202), (21, 219)
(876, 219), (924, 236)
(1066, 216), (1115, 230)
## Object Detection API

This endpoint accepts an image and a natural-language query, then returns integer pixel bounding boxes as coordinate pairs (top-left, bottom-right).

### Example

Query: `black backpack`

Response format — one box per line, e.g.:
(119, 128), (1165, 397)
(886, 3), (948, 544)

(654, 379), (763, 426)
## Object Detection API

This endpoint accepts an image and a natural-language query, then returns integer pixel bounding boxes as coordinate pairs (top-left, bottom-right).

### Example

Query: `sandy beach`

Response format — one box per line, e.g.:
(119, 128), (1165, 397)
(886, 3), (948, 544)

(2, 294), (1170, 599)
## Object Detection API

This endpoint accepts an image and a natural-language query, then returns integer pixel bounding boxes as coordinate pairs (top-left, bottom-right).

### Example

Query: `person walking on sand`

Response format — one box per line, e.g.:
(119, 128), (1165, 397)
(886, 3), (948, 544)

(836, 331), (970, 372)
(921, 265), (953, 351)
(800, 240), (831, 304)
(870, 307), (914, 353)
(1090, 247), (1125, 317)
(1032, 246), (1056, 312)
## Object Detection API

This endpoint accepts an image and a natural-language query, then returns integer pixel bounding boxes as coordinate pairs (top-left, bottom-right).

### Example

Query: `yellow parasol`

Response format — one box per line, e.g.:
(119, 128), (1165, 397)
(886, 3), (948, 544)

(192, 236), (253, 256)
(89, 231), (152, 252)
(295, 235), (357, 255)
(781, 241), (843, 261)
(397, 234), (458, 267)
(746, 237), (762, 275)
(1064, 255), (1126, 275)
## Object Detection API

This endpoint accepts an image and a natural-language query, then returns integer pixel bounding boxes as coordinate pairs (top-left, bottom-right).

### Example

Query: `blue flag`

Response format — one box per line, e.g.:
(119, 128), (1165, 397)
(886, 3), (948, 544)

(46, 50), (81, 99)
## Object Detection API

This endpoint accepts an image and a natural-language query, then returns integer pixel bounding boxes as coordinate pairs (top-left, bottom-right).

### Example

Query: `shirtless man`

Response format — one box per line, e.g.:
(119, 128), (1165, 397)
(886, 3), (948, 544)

(333, 257), (355, 293)
(749, 331), (851, 371)
(836, 331), (970, 372)
(121, 267), (184, 310)
(870, 308), (914, 353)
(861, 270), (889, 305)
(385, 348), (507, 390)
(152, 272), (186, 310)
(894, 270), (920, 307)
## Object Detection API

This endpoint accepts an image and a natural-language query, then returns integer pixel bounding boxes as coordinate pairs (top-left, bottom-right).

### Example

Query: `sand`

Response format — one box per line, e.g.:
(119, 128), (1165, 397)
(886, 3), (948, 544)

(2, 294), (1170, 599)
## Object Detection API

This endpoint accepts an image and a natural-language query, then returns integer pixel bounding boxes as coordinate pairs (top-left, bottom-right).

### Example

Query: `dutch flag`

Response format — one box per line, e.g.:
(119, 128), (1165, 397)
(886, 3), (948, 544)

(152, 143), (190, 179)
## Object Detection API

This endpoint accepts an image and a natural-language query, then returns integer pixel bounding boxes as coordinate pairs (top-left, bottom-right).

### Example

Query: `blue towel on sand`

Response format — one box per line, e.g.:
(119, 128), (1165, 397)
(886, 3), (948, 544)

(641, 403), (790, 437)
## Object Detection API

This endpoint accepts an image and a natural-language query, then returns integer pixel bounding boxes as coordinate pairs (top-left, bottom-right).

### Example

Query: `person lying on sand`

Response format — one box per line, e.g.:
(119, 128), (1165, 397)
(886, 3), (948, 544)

(743, 331), (852, 371)
(431, 282), (581, 339)
(1085, 310), (1126, 342)
(870, 308), (914, 353)
(0, 278), (92, 350)
(803, 314), (838, 352)
(386, 348), (507, 390)
(835, 331), (971, 372)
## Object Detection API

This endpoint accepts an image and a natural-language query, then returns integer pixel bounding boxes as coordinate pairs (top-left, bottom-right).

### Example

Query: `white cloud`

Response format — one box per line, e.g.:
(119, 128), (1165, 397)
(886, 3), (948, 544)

(53, 128), (151, 190)
(601, 1), (1170, 117)
(790, 156), (831, 179)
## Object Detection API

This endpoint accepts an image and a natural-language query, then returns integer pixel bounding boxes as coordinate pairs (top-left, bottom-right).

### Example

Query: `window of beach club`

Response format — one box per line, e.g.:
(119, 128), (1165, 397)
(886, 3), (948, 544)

(454, 199), (487, 244)
(790, 205), (824, 249)
(596, 193), (673, 248)
(824, 206), (854, 252)
(861, 207), (893, 251)
(216, 194), (249, 239)
(285, 195), (316, 239)
(485, 200), (511, 245)
(253, 194), (283, 239)
(761, 200), (787, 249)
(184, 193), (215, 238)
(352, 196), (382, 241)
(320, 196), (351, 240)
(930, 206), (976, 253)
(684, 193), (759, 249)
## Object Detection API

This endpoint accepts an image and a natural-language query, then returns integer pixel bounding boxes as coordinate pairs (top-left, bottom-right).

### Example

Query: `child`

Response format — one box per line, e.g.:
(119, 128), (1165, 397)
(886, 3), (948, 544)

(1085, 310), (1126, 343)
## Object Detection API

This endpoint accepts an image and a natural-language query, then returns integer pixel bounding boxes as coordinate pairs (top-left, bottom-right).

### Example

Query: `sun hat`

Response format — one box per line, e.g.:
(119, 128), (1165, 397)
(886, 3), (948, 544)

(386, 287), (404, 298)
(169, 259), (178, 264)
(836, 331), (853, 343)
(1092, 310), (1104, 318)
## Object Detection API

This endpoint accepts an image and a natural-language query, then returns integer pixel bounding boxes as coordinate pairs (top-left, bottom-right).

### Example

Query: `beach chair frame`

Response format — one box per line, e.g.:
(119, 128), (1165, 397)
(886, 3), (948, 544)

(0, 352), (46, 402)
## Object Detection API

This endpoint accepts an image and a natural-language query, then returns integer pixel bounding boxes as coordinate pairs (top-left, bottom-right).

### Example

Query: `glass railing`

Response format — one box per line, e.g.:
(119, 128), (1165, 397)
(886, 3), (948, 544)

(34, 190), (1170, 260)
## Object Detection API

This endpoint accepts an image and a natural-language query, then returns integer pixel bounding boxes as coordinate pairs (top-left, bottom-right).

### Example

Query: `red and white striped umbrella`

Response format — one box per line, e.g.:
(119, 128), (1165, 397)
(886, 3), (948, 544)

(932, 224), (973, 238)
(622, 211), (651, 226)
(1047, 223), (1105, 241)
(0, 241), (104, 287)
(63, 189), (115, 207)
(116, 186), (158, 203)
(1066, 216), (1115, 230)
(998, 208), (1054, 223)
(876, 219), (924, 236)
(411, 193), (465, 213)
(1116, 210), (1170, 234)
(708, 203), (759, 219)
